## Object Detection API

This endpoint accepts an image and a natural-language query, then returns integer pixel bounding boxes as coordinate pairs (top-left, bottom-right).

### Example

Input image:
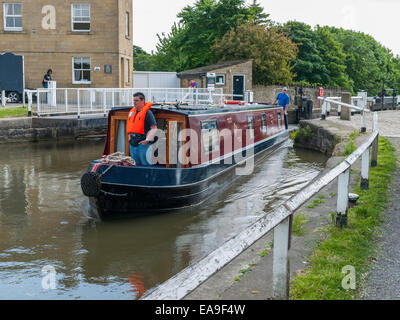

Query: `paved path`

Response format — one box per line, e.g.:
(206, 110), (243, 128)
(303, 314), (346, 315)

(360, 137), (400, 300)
(323, 110), (400, 138)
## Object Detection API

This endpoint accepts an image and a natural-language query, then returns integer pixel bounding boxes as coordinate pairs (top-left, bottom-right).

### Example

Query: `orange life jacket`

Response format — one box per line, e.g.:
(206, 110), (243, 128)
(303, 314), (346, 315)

(126, 102), (153, 135)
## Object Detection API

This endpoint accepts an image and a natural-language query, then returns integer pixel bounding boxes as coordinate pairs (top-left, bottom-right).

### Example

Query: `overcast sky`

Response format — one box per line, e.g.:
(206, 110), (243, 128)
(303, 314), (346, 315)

(133, 0), (400, 56)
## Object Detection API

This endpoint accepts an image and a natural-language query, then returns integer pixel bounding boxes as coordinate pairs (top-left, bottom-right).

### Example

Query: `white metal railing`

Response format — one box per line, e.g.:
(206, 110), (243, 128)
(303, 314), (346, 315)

(1, 90), (6, 107)
(24, 88), (227, 118)
(141, 113), (379, 300)
(319, 92), (369, 132)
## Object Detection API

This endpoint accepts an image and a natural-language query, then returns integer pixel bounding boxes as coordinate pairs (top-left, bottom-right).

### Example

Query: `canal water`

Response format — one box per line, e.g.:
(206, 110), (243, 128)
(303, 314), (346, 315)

(0, 138), (327, 299)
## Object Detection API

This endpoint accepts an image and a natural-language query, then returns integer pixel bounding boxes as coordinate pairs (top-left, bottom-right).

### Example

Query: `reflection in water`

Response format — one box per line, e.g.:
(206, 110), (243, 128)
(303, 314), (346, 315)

(0, 139), (327, 299)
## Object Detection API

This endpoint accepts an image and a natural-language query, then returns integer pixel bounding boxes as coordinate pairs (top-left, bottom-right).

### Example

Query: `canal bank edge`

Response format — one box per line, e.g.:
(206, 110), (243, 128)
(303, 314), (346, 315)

(0, 116), (107, 143)
(184, 118), (378, 300)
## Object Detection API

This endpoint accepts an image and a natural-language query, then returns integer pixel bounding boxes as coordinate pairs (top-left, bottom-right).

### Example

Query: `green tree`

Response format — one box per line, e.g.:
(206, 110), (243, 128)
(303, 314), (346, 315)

(212, 22), (298, 84)
(392, 56), (400, 93)
(152, 0), (269, 72)
(247, 0), (270, 25)
(314, 26), (350, 89)
(325, 27), (395, 95)
(133, 45), (155, 71)
(284, 21), (325, 85)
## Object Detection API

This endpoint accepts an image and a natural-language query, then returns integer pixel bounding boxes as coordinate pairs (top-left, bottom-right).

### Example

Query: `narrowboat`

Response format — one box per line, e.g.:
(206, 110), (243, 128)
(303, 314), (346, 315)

(81, 103), (289, 219)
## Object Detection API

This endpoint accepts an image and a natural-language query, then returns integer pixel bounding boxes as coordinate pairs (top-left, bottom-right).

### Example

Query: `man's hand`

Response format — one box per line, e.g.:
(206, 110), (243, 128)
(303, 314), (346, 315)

(139, 140), (149, 146)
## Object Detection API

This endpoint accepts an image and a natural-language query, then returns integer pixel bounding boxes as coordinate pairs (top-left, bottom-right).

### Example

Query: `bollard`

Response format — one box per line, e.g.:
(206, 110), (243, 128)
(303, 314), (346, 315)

(361, 148), (370, 189)
(272, 216), (291, 299)
(336, 168), (350, 227)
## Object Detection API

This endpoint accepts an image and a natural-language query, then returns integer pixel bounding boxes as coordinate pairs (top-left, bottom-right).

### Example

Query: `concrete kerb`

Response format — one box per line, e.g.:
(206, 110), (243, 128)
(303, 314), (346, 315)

(185, 123), (370, 300)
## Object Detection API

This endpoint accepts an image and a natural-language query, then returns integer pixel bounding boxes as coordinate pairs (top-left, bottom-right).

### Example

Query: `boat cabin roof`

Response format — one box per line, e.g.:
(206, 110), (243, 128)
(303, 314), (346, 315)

(110, 103), (280, 117)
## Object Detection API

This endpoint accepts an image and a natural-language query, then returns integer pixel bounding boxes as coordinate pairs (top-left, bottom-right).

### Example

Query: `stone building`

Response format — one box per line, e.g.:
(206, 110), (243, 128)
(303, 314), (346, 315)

(177, 60), (253, 100)
(0, 0), (133, 89)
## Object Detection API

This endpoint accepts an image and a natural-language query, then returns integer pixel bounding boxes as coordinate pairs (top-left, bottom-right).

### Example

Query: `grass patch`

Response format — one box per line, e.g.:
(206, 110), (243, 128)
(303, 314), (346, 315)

(343, 139), (356, 156)
(234, 268), (252, 281)
(292, 213), (309, 236)
(342, 131), (361, 156)
(0, 106), (28, 118)
(290, 125), (315, 143)
(290, 137), (397, 300)
(307, 198), (325, 209)
(349, 131), (361, 140)
(258, 248), (270, 257)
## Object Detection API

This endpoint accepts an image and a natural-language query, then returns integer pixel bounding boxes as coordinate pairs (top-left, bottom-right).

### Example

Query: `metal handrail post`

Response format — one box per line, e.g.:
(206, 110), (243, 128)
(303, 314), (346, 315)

(77, 89), (80, 119)
(321, 99), (326, 120)
(336, 167), (351, 227)
(27, 91), (32, 117)
(103, 90), (107, 117)
(65, 89), (68, 113)
(37, 89), (40, 115)
(272, 216), (291, 299)
(361, 148), (370, 190)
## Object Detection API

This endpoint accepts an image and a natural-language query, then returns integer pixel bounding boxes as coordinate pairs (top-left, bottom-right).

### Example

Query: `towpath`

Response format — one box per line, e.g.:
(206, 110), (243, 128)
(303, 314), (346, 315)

(185, 110), (400, 300)
(359, 137), (400, 300)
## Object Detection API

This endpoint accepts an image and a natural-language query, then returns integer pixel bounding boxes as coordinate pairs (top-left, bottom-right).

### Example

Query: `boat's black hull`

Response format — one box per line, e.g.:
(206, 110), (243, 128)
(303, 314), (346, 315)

(86, 131), (289, 219)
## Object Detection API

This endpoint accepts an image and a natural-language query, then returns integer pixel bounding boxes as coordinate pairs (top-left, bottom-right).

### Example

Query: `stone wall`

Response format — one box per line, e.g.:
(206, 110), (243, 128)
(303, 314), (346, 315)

(294, 120), (340, 155)
(0, 117), (107, 144)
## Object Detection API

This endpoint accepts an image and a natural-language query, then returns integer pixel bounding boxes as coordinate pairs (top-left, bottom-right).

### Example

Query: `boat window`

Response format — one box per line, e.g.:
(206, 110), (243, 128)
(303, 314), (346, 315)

(116, 120), (127, 154)
(247, 115), (255, 139)
(156, 118), (168, 134)
(168, 121), (183, 168)
(277, 112), (282, 129)
(201, 120), (220, 154)
(261, 114), (267, 134)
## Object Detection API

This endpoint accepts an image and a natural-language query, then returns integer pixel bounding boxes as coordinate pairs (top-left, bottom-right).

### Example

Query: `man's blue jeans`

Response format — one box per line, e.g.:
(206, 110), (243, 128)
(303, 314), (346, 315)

(130, 144), (152, 166)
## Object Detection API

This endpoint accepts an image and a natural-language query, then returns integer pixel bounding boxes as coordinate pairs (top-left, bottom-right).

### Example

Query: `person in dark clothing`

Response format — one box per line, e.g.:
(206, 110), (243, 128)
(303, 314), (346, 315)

(42, 69), (53, 88)
(274, 87), (290, 130)
(42, 69), (53, 104)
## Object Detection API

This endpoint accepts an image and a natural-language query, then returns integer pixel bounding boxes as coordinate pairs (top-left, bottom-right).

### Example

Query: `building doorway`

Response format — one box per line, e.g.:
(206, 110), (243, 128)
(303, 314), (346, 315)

(233, 75), (245, 101)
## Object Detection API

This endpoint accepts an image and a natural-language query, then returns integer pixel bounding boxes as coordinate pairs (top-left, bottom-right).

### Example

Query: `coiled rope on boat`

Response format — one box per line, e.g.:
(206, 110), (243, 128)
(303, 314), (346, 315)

(81, 153), (135, 197)
(99, 152), (136, 166)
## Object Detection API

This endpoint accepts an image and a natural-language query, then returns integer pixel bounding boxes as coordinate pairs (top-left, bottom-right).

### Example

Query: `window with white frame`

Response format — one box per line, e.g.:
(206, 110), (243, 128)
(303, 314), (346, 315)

(247, 115), (255, 139)
(3, 3), (22, 31)
(216, 74), (225, 85)
(71, 3), (90, 31)
(125, 11), (130, 37)
(201, 120), (220, 154)
(277, 111), (282, 129)
(73, 57), (91, 83)
(261, 113), (267, 134)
